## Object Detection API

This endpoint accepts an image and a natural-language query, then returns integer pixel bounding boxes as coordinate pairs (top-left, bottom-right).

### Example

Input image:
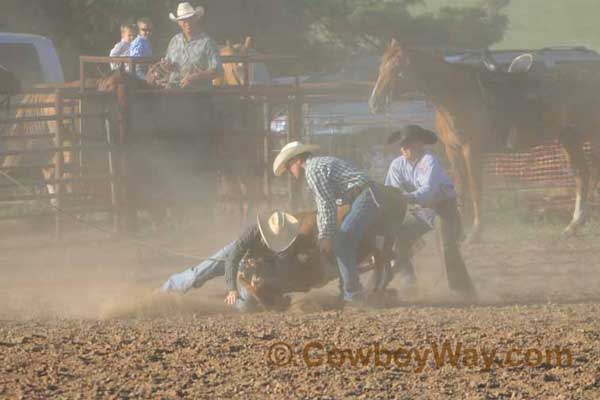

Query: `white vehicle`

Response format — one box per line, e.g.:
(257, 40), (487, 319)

(0, 32), (64, 88)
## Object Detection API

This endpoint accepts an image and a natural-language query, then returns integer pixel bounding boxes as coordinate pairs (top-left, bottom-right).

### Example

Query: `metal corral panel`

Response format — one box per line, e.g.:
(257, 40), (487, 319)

(128, 92), (218, 213)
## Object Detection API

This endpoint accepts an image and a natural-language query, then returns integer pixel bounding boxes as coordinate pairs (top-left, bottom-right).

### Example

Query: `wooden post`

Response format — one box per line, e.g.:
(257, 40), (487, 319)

(104, 115), (119, 233)
(79, 59), (85, 92)
(54, 89), (65, 240)
(263, 101), (272, 210)
(116, 83), (135, 234)
(243, 60), (250, 90)
(287, 88), (304, 211)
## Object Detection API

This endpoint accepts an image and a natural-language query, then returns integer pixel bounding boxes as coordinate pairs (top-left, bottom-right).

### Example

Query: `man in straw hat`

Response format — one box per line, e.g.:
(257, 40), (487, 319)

(385, 125), (476, 296)
(162, 2), (223, 89)
(273, 142), (382, 305)
(160, 211), (304, 312)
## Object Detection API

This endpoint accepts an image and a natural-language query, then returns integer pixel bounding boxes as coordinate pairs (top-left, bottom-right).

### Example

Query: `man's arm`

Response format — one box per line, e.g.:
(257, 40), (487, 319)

(224, 225), (261, 292)
(384, 158), (403, 187)
(405, 156), (446, 207)
(110, 41), (128, 57)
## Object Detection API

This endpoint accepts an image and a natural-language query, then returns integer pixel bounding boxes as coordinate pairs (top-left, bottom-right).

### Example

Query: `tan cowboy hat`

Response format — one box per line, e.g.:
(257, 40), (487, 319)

(169, 2), (205, 21)
(257, 211), (300, 253)
(273, 141), (320, 177)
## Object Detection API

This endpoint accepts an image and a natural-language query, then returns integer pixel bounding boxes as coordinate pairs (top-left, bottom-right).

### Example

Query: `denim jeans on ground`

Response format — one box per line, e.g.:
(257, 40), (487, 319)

(334, 189), (379, 301)
(160, 240), (236, 293)
(159, 240), (258, 312)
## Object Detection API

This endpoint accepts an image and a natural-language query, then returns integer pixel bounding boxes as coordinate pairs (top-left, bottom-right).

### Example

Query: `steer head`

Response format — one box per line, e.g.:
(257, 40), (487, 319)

(236, 256), (290, 311)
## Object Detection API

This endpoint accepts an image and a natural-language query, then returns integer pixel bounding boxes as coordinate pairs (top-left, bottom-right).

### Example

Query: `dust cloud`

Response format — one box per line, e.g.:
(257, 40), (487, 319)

(1, 220), (599, 321)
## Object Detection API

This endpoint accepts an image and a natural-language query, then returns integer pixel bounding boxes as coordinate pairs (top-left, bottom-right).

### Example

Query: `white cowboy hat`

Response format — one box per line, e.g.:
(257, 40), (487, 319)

(257, 211), (300, 253)
(169, 2), (205, 21)
(273, 141), (320, 177)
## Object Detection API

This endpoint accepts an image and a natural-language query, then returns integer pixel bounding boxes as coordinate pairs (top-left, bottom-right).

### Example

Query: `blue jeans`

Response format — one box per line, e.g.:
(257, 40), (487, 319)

(160, 240), (236, 293)
(334, 188), (379, 301)
(159, 240), (258, 312)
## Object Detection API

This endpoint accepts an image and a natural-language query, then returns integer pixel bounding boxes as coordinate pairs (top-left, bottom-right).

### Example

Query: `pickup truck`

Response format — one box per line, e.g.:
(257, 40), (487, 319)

(0, 32), (64, 88)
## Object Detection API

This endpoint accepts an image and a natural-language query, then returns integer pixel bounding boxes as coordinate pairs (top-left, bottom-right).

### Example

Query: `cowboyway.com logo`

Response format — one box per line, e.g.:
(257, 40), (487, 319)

(267, 341), (573, 372)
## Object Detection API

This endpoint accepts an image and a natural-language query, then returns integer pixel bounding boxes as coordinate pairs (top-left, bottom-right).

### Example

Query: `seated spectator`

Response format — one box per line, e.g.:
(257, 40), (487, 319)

(129, 17), (153, 79)
(163, 2), (223, 89)
(109, 23), (135, 71)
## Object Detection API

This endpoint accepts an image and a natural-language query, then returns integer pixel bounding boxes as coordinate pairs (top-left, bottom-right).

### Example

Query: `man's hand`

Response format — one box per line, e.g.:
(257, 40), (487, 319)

(180, 72), (195, 88)
(319, 238), (334, 256)
(224, 290), (238, 305)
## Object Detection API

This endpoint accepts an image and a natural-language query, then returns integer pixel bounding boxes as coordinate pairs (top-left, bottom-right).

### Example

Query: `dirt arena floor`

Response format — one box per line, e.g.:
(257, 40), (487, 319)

(0, 219), (599, 399)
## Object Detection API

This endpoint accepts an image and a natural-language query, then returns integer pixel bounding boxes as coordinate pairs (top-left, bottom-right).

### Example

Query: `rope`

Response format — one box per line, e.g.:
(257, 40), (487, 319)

(0, 170), (221, 263)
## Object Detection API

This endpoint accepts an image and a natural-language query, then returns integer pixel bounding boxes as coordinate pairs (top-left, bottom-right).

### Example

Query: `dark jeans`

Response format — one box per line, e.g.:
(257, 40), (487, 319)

(373, 196), (475, 295)
(435, 199), (476, 294)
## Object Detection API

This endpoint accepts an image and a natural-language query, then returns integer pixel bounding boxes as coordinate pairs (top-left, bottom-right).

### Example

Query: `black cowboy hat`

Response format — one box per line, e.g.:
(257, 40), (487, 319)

(387, 125), (438, 146)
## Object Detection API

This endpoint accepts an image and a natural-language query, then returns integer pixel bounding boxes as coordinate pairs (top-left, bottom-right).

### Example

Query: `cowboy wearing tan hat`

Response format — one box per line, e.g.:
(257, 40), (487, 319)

(162, 2), (223, 89)
(223, 211), (301, 309)
(385, 124), (476, 296)
(274, 141), (381, 305)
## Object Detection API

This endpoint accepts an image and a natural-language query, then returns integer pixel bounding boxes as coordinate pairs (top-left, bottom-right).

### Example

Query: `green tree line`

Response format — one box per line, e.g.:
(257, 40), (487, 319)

(0, 0), (510, 79)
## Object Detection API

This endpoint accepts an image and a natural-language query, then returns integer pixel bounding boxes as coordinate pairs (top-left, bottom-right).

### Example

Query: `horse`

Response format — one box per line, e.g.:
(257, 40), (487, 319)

(369, 39), (600, 240)
(478, 55), (600, 235)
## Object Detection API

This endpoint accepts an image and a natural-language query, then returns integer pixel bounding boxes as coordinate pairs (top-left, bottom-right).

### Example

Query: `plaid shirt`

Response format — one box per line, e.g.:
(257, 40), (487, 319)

(304, 156), (369, 240)
(165, 32), (223, 89)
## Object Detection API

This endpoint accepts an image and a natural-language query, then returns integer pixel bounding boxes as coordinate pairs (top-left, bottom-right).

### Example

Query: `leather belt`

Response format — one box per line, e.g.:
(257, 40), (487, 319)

(345, 183), (369, 204)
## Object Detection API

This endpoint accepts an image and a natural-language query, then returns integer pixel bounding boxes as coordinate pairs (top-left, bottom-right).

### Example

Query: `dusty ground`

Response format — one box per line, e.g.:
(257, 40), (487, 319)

(0, 219), (599, 399)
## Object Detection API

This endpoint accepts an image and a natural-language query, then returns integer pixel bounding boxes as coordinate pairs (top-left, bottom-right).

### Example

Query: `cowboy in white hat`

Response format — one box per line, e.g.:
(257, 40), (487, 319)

(162, 2), (223, 89)
(274, 141), (379, 305)
(160, 210), (302, 312)
(385, 125), (476, 296)
(223, 210), (301, 309)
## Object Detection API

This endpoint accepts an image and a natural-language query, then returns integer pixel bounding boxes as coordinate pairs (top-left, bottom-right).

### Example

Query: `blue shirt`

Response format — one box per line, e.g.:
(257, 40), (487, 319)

(165, 32), (223, 89)
(305, 156), (369, 240)
(385, 152), (456, 227)
(129, 36), (153, 79)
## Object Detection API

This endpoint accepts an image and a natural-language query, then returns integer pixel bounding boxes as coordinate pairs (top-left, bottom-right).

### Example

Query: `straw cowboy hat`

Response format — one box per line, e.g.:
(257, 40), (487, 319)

(387, 124), (438, 146)
(273, 141), (320, 177)
(169, 2), (205, 21)
(257, 211), (300, 253)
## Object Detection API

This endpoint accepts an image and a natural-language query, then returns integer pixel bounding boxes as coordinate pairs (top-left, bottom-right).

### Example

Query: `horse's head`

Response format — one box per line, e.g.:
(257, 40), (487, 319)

(215, 37), (254, 87)
(369, 39), (414, 114)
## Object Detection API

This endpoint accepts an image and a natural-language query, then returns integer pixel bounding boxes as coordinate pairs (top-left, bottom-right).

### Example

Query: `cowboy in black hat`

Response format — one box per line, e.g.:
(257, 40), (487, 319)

(384, 125), (476, 296)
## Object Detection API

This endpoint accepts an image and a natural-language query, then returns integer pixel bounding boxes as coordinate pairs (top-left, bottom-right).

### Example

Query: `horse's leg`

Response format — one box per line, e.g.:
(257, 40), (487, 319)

(462, 141), (483, 244)
(560, 131), (590, 236)
(443, 144), (468, 216)
(436, 111), (470, 228)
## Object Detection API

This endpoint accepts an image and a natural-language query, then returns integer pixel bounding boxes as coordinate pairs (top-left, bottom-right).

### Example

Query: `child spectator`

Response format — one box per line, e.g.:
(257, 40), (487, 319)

(129, 17), (153, 79)
(109, 23), (135, 71)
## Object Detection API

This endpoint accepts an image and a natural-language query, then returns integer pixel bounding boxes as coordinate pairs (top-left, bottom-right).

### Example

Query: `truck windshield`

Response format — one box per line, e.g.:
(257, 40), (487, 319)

(0, 43), (44, 89)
